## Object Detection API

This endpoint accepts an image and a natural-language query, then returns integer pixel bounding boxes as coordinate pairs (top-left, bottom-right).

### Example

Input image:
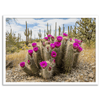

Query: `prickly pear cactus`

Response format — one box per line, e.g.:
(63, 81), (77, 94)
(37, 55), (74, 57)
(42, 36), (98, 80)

(20, 33), (83, 79)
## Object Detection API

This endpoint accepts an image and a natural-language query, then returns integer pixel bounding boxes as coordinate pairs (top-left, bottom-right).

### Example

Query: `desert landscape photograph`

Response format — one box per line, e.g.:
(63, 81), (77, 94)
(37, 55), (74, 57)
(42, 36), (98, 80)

(5, 17), (96, 83)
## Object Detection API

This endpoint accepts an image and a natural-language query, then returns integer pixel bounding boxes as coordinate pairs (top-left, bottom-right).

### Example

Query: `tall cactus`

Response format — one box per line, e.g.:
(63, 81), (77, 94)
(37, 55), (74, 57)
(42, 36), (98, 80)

(20, 33), (83, 79)
(55, 22), (57, 37)
(38, 29), (42, 39)
(44, 30), (46, 38)
(58, 26), (61, 35)
(47, 23), (48, 35)
(24, 21), (30, 46)
(63, 24), (65, 33)
(30, 30), (32, 42)
(68, 26), (69, 36)
(50, 25), (51, 35)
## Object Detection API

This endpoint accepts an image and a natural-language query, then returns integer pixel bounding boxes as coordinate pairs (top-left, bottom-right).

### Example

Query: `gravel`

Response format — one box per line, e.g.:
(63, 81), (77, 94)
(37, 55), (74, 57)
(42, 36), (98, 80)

(6, 60), (96, 82)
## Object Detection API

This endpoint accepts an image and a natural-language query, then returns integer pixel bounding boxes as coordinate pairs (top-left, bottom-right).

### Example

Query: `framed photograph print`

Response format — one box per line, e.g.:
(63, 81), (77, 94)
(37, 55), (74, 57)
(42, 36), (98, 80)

(3, 15), (98, 86)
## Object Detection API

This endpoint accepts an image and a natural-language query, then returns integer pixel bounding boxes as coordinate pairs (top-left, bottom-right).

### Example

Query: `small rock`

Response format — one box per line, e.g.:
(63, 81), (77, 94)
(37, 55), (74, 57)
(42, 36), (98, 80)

(88, 73), (94, 78)
(92, 66), (96, 69)
(27, 77), (33, 80)
(84, 78), (88, 82)
(68, 78), (71, 81)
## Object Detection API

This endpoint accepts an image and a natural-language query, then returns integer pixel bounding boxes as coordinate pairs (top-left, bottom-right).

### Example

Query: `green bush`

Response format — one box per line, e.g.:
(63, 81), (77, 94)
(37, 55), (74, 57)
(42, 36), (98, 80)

(34, 39), (42, 42)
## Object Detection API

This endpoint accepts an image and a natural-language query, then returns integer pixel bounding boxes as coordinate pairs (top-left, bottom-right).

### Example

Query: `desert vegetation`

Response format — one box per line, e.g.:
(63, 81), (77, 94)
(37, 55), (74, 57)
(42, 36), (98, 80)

(6, 18), (96, 82)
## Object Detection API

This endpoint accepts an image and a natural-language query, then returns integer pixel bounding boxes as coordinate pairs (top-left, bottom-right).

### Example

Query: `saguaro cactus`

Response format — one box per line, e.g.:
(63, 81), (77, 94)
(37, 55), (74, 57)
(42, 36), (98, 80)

(20, 33), (83, 79)
(38, 29), (42, 39)
(24, 21), (30, 46)
(47, 23), (48, 35)
(50, 25), (51, 35)
(58, 26), (61, 35)
(63, 24), (65, 33)
(55, 22), (57, 37)
(30, 30), (32, 42)
(44, 30), (46, 38)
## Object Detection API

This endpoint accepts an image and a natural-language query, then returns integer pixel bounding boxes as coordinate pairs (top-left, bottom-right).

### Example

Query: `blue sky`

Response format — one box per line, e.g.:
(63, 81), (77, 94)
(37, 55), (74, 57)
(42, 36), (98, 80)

(6, 18), (80, 41)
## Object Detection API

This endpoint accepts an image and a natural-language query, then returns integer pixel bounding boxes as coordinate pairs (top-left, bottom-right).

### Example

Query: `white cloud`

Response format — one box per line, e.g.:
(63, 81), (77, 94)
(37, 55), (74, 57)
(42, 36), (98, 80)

(6, 18), (79, 40)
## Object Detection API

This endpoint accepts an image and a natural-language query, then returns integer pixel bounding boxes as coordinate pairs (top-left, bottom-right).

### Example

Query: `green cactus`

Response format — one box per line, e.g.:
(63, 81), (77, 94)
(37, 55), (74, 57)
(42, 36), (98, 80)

(24, 21), (30, 46)
(58, 26), (61, 36)
(20, 34), (83, 79)
(38, 29), (42, 39)
(63, 24), (65, 33)
(44, 30), (46, 38)
(46, 23), (48, 35)
(55, 22), (57, 37)
(50, 25), (51, 35)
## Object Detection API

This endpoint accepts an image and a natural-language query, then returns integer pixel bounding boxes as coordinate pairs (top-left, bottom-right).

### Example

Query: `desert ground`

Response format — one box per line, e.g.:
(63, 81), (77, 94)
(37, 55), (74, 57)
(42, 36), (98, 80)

(6, 42), (96, 82)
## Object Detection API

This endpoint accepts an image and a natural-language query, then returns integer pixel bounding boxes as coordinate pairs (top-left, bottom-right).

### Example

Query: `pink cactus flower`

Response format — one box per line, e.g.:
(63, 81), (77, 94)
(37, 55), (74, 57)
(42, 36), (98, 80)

(65, 39), (68, 41)
(51, 36), (54, 40)
(47, 34), (52, 38)
(28, 60), (30, 64)
(54, 42), (61, 48)
(40, 61), (47, 68)
(48, 40), (50, 44)
(73, 42), (79, 49)
(52, 59), (55, 63)
(43, 42), (45, 46)
(32, 43), (37, 47)
(70, 38), (72, 41)
(47, 47), (49, 51)
(44, 37), (48, 40)
(28, 49), (33, 56)
(51, 51), (57, 58)
(33, 47), (38, 52)
(50, 43), (55, 49)
(77, 46), (83, 52)
(57, 36), (63, 42)
(63, 33), (68, 36)
(74, 39), (81, 45)
(48, 66), (52, 71)
(20, 62), (25, 68)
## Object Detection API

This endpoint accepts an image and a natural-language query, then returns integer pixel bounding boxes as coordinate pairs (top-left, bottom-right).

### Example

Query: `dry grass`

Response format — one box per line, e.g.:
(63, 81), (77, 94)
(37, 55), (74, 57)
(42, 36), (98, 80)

(6, 42), (96, 69)
(78, 43), (96, 65)
(6, 50), (28, 67)
(6, 42), (41, 68)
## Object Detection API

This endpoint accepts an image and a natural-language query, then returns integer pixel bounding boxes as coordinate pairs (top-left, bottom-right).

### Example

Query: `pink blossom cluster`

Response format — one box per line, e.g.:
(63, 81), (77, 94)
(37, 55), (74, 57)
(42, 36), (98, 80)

(63, 33), (68, 37)
(54, 42), (61, 48)
(44, 34), (55, 41)
(74, 39), (82, 45)
(73, 39), (83, 52)
(31, 42), (39, 52)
